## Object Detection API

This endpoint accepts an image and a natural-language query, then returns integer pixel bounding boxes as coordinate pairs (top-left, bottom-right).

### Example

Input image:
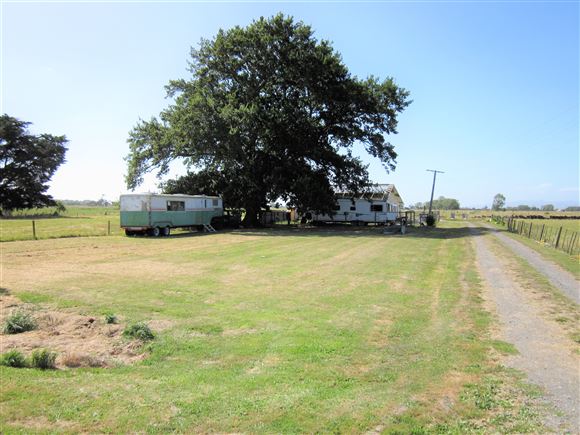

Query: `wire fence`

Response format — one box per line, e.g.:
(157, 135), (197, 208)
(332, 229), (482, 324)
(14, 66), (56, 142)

(492, 216), (580, 257)
(1, 218), (123, 242)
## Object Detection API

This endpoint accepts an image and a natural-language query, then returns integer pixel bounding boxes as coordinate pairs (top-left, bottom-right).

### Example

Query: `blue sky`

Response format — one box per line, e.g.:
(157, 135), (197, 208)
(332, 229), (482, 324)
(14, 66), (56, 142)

(2, 1), (578, 208)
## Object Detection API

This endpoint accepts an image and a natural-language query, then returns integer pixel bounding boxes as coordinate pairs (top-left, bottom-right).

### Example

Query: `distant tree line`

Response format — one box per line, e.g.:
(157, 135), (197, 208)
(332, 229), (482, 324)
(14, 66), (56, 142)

(411, 196), (460, 210)
(59, 199), (113, 207)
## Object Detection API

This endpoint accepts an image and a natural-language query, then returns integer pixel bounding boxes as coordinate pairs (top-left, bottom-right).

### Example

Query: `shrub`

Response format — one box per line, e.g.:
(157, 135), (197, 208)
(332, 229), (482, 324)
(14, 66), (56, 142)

(31, 349), (57, 369)
(3, 310), (37, 334)
(104, 312), (118, 324)
(0, 350), (28, 368)
(426, 214), (436, 227)
(123, 322), (154, 341)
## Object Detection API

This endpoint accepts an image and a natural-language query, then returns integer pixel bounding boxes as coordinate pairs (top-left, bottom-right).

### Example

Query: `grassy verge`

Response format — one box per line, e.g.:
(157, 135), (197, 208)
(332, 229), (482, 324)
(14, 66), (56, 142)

(486, 235), (580, 345)
(488, 221), (580, 279)
(1, 225), (547, 432)
(1, 206), (121, 242)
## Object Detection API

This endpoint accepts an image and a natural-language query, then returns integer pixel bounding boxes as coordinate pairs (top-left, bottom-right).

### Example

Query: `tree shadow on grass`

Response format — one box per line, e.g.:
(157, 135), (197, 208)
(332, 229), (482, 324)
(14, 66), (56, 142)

(224, 224), (493, 240)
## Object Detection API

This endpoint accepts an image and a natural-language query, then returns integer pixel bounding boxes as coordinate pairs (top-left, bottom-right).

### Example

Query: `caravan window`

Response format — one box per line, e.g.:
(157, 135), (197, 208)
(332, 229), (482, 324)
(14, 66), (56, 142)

(212, 199), (219, 207)
(371, 204), (383, 212)
(167, 201), (185, 211)
(332, 203), (341, 211)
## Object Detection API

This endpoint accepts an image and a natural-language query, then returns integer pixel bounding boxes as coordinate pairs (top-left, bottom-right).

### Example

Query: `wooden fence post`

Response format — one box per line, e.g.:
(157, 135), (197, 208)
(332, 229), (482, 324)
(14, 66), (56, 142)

(555, 227), (563, 249)
(32, 220), (36, 240)
(567, 233), (577, 255)
(108, 220), (111, 236)
(539, 224), (545, 242)
(528, 222), (533, 238)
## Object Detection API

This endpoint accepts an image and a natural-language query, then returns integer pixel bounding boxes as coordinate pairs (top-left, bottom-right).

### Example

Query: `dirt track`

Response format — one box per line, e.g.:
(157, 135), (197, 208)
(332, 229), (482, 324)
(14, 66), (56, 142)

(469, 223), (579, 431)
(481, 222), (579, 304)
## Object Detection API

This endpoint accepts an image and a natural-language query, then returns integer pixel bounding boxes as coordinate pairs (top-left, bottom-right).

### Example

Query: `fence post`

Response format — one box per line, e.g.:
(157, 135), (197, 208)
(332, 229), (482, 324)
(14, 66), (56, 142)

(528, 222), (533, 238)
(539, 224), (545, 242)
(567, 233), (576, 255)
(555, 227), (563, 249)
(570, 233), (578, 255)
(32, 220), (36, 240)
(108, 220), (111, 236)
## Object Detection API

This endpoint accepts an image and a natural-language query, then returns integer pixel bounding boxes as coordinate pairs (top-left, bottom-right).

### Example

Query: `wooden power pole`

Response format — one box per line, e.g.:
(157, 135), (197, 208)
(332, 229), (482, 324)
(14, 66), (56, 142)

(427, 169), (444, 215)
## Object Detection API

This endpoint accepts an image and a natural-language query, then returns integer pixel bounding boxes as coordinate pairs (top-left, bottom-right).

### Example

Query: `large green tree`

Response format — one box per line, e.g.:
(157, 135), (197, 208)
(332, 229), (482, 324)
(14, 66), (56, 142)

(126, 14), (410, 225)
(492, 193), (506, 211)
(0, 115), (68, 213)
(430, 196), (460, 210)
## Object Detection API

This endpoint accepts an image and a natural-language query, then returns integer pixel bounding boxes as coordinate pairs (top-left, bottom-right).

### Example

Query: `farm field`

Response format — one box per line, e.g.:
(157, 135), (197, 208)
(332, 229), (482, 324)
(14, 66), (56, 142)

(1, 207), (122, 242)
(0, 223), (546, 433)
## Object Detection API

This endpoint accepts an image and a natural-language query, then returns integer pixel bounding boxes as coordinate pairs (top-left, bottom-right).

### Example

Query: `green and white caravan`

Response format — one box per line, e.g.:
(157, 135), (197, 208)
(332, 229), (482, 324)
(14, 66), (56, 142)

(120, 193), (223, 236)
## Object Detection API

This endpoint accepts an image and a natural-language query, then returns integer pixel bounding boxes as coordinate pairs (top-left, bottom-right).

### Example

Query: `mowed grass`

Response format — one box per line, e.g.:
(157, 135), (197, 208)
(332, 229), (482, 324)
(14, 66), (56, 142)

(1, 207), (122, 242)
(1, 225), (544, 432)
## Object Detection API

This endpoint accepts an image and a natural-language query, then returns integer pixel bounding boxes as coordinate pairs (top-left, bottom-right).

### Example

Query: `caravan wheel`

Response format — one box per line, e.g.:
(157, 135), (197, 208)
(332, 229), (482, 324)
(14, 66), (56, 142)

(149, 227), (161, 237)
(162, 226), (171, 237)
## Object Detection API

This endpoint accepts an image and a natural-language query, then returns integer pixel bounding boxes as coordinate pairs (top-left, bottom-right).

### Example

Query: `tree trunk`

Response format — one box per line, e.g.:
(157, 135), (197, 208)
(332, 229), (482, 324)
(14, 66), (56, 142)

(242, 204), (260, 227)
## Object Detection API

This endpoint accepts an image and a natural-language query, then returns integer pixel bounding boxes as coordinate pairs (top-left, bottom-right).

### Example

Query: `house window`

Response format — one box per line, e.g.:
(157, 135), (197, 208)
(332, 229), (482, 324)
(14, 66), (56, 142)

(167, 201), (185, 211)
(371, 204), (383, 212)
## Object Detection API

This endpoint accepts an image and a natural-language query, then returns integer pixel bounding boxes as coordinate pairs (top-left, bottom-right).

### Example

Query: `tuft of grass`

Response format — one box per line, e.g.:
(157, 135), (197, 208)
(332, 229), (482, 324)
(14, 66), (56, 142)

(190, 324), (223, 335)
(62, 353), (105, 368)
(3, 310), (37, 334)
(30, 349), (57, 370)
(0, 350), (28, 368)
(490, 339), (519, 355)
(123, 322), (154, 341)
(461, 380), (502, 411)
(104, 312), (118, 324)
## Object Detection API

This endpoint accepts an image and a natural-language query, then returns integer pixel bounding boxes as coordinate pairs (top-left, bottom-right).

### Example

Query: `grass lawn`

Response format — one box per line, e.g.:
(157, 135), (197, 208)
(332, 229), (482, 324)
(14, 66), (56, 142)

(0, 224), (545, 433)
(1, 207), (122, 242)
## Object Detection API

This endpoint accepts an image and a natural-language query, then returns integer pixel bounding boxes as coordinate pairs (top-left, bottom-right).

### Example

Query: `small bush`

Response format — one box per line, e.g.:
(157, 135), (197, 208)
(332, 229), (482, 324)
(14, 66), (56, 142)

(104, 312), (118, 324)
(3, 310), (37, 334)
(123, 322), (154, 341)
(426, 214), (436, 227)
(31, 349), (57, 369)
(0, 350), (28, 368)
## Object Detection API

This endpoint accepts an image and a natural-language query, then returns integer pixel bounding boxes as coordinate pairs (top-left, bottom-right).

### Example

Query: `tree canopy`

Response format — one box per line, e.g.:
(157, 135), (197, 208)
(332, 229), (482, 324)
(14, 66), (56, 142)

(126, 14), (410, 225)
(412, 196), (460, 210)
(0, 115), (68, 213)
(492, 193), (506, 211)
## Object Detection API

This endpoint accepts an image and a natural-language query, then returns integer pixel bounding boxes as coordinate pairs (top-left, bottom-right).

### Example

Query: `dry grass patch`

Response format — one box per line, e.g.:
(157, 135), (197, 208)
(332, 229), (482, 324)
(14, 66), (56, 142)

(0, 292), (151, 368)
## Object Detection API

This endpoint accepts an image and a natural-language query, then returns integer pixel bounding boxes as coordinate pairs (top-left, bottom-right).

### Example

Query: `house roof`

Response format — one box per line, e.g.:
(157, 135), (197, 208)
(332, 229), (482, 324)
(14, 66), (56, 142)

(335, 184), (404, 205)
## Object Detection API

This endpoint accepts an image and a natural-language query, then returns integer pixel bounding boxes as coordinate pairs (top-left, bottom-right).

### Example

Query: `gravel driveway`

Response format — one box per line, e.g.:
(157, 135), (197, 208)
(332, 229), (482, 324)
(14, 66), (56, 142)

(470, 223), (579, 431)
(481, 222), (579, 304)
